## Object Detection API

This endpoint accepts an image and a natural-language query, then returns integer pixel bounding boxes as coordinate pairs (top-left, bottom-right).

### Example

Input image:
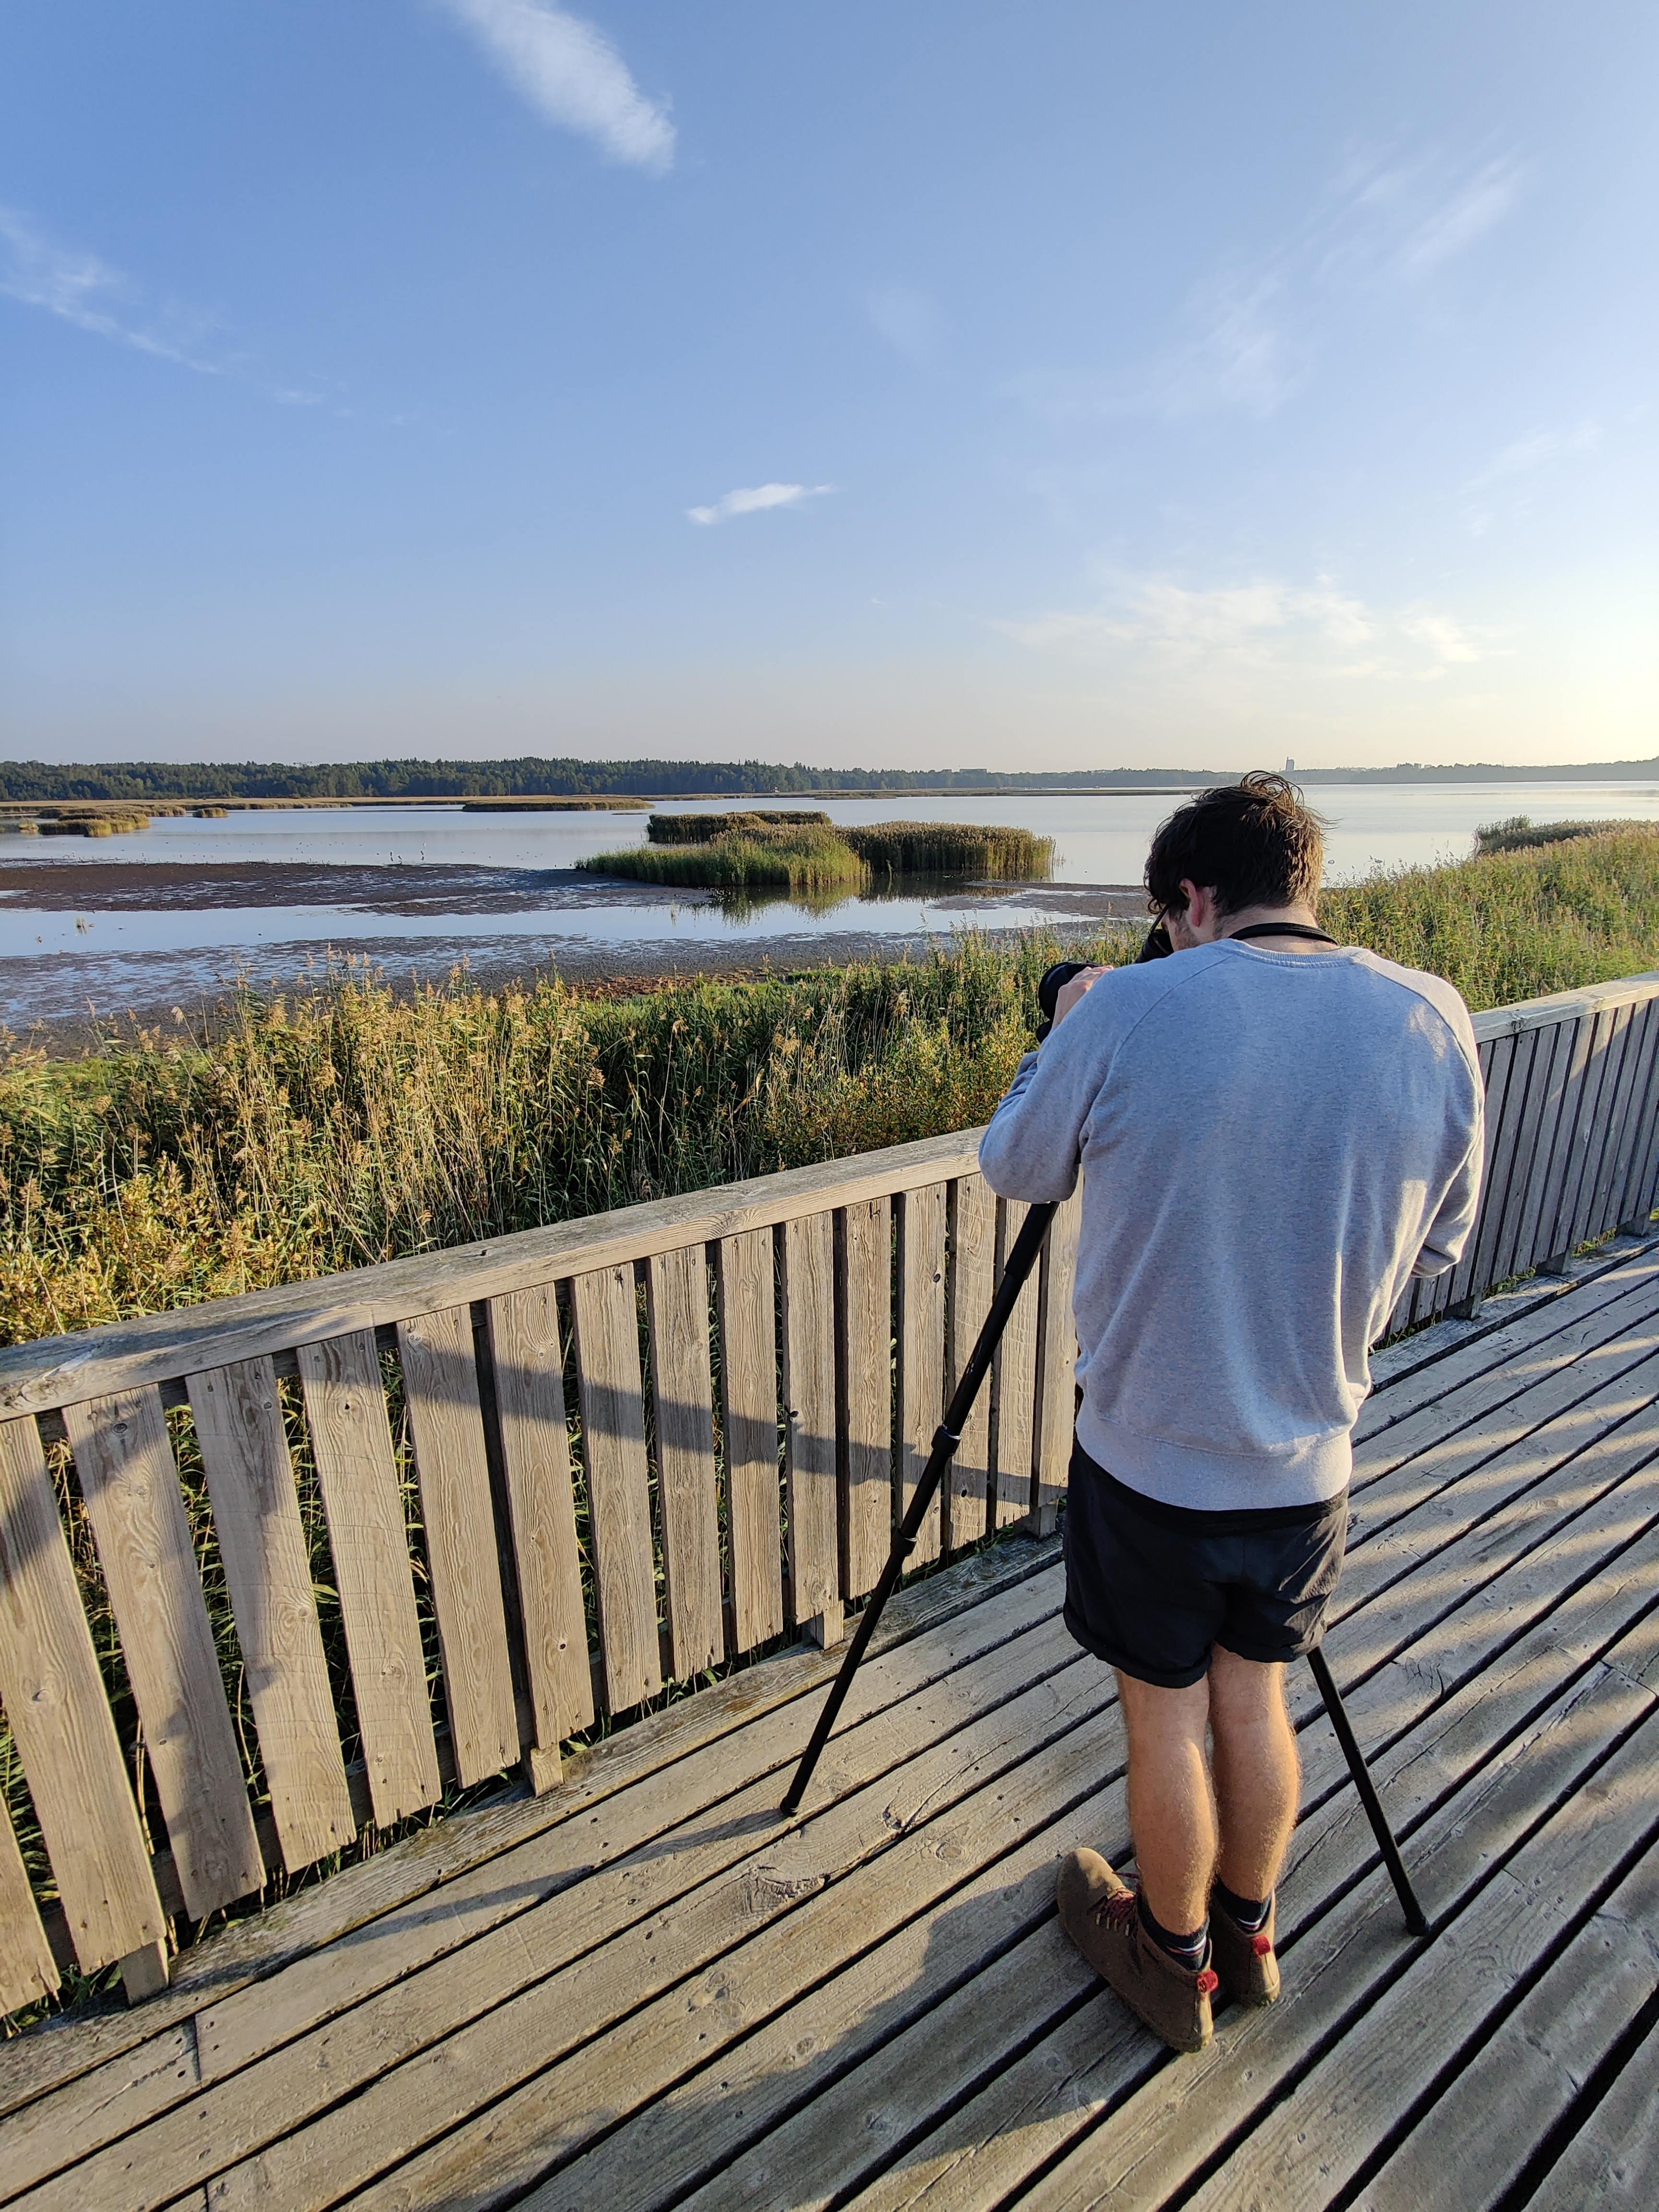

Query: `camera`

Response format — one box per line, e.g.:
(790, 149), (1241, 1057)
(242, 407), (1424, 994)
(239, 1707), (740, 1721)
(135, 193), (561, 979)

(1034, 921), (1173, 1041)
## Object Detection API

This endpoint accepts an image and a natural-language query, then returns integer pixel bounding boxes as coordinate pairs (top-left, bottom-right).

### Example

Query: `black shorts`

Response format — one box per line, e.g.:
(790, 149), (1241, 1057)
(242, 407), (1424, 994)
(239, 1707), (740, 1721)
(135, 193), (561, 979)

(1062, 1440), (1348, 1689)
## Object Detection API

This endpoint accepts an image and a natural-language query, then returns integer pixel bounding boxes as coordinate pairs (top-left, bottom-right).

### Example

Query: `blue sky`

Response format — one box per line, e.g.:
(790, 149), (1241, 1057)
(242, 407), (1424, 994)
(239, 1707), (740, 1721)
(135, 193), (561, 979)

(2, 1), (1655, 770)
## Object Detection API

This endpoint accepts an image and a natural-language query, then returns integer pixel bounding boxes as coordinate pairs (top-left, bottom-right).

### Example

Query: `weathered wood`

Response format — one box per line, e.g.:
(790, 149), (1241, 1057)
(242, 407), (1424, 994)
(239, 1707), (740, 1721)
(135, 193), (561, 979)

(896, 1183), (948, 1568)
(642, 1247), (723, 1679)
(0, 1783), (59, 2016)
(1572, 998), (1639, 1250)
(837, 1198), (893, 1600)
(1615, 996), (1659, 1226)
(1595, 998), (1659, 1234)
(486, 1284), (594, 1743)
(568, 1266), (662, 1711)
(396, 1307), (518, 1785)
(1033, 1190), (1082, 1528)
(991, 1198), (1040, 1528)
(1490, 1018), (1565, 1284)
(1438, 1034), (1503, 1316)
(780, 1214), (842, 1646)
(61, 1388), (264, 1919)
(1459, 1026), (1535, 1301)
(1528, 1013), (1596, 1269)
(1550, 1005), (1622, 1259)
(945, 1174), (996, 1552)
(184, 1358), (355, 1871)
(1525, 2014), (1659, 2208)
(0, 1415), (165, 1975)
(1353, 1841), (1659, 2212)
(296, 1331), (441, 1827)
(0, 1131), (985, 1420)
(715, 1229), (785, 1653)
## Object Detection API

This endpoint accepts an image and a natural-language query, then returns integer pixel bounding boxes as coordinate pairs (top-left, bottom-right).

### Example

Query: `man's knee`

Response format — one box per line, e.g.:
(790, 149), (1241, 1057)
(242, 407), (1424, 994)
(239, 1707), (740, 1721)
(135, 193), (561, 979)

(1116, 1668), (1210, 1753)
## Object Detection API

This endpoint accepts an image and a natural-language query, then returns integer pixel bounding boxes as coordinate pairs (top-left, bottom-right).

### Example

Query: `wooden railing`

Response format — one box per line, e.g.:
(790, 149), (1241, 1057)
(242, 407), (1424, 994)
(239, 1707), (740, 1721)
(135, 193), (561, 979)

(2, 969), (1658, 2016)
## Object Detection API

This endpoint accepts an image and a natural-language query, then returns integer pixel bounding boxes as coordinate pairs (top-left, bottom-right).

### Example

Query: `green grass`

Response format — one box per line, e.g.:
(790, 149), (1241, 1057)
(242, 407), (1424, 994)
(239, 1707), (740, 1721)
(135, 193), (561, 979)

(583, 813), (1055, 893)
(644, 809), (833, 844)
(1472, 814), (1631, 855)
(581, 820), (868, 893)
(842, 820), (1055, 878)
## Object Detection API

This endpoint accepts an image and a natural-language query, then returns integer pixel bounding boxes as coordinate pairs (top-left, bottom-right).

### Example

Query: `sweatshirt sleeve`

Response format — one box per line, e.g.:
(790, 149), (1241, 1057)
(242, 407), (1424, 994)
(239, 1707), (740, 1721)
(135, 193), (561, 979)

(977, 988), (1115, 1201)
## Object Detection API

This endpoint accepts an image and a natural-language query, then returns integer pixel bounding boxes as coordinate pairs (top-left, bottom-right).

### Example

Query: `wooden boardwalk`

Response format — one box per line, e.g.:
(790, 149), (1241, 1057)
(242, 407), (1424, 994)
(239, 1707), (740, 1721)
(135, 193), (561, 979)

(4, 1236), (1659, 2211)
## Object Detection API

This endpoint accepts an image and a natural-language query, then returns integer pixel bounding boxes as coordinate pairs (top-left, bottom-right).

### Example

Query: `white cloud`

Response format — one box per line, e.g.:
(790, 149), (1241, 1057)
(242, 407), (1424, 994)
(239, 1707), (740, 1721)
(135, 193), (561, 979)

(1000, 571), (1494, 680)
(686, 482), (833, 527)
(435, 0), (673, 171)
(1459, 418), (1601, 533)
(1395, 157), (1524, 274)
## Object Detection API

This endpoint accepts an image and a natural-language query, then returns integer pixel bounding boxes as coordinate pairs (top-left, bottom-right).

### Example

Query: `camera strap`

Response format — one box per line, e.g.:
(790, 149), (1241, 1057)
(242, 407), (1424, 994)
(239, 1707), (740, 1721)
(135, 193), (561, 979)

(1227, 922), (1339, 947)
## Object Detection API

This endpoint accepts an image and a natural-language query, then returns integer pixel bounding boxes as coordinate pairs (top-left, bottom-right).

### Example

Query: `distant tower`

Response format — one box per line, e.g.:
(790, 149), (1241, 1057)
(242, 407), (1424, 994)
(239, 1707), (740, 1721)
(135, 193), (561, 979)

(1284, 757), (1295, 774)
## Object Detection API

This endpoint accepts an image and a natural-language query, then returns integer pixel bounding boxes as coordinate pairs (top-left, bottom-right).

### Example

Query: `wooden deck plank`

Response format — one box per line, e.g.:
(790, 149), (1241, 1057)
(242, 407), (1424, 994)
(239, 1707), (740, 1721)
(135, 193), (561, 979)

(0, 1560), (1063, 2193)
(565, 1465), (1659, 2212)
(1353, 1839), (1659, 2212)
(715, 1228), (785, 1652)
(61, 1388), (264, 1920)
(642, 1245), (723, 1678)
(184, 1358), (355, 1871)
(90, 1631), (1109, 2212)
(0, 1416), (164, 1977)
(1525, 2013), (1659, 2208)
(486, 1283), (594, 1743)
(568, 1263), (662, 1710)
(780, 1214), (842, 1646)
(296, 1330), (441, 1827)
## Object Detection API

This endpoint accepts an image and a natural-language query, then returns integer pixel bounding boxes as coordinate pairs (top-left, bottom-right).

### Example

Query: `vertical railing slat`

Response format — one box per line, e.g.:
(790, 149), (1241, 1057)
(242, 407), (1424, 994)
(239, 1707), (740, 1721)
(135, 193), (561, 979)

(836, 1199), (892, 1601)
(1572, 1001), (1638, 1249)
(991, 1199), (1041, 1528)
(487, 1283), (594, 1748)
(1548, 1009), (1618, 1262)
(945, 1174), (996, 1551)
(0, 1414), (164, 1975)
(715, 1229), (785, 1654)
(0, 1784), (58, 2016)
(1615, 999), (1659, 1228)
(569, 1265), (663, 1713)
(396, 1308), (518, 1787)
(62, 1388), (264, 1919)
(1506, 1017), (1583, 1277)
(1437, 1038), (1503, 1316)
(297, 1330), (441, 1827)
(185, 1358), (355, 1872)
(896, 1182), (948, 1569)
(1034, 1190), (1082, 1528)
(1460, 1029), (1533, 1302)
(779, 1215), (842, 1648)
(644, 1247), (724, 1679)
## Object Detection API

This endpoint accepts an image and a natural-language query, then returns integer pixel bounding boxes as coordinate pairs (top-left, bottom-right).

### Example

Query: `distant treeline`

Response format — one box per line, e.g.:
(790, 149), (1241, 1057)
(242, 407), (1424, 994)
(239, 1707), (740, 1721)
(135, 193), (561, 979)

(2, 753), (1658, 803)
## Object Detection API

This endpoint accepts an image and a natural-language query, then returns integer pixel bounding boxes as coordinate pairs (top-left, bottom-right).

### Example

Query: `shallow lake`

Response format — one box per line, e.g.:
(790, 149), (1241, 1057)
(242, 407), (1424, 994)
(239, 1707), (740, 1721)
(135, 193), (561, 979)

(3, 781), (1657, 1034)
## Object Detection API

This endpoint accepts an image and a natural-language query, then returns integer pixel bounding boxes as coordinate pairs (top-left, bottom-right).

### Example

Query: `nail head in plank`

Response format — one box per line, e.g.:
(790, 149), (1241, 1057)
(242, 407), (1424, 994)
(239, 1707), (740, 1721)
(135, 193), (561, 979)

(569, 1264), (663, 1709)
(992, 1198), (1041, 1528)
(395, 1307), (518, 1786)
(716, 1229), (786, 1652)
(184, 1358), (355, 1871)
(643, 1246), (724, 1679)
(296, 1331), (441, 1826)
(487, 1284), (595, 1741)
(781, 1213), (843, 1646)
(837, 1198), (894, 1600)
(897, 1183), (948, 1570)
(0, 1414), (164, 1973)
(946, 1174), (995, 1551)
(61, 1387), (264, 1919)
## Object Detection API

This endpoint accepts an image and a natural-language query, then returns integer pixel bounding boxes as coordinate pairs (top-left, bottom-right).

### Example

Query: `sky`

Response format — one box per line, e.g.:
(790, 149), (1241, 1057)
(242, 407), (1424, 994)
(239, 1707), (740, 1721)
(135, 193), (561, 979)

(1, 1), (1656, 772)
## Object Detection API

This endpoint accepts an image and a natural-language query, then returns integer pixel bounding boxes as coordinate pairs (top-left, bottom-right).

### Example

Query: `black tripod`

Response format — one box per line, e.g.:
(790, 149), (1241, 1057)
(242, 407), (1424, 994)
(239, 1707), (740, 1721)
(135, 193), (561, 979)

(779, 1199), (1429, 1938)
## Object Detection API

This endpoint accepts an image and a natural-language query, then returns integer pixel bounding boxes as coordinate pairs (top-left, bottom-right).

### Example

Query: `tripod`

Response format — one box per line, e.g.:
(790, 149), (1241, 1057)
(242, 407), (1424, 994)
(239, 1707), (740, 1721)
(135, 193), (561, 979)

(779, 1200), (1429, 1939)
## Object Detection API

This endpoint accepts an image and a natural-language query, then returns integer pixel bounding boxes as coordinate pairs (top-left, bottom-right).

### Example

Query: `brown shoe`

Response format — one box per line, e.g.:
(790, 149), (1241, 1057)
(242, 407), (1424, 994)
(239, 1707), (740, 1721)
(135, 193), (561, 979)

(1055, 1849), (1217, 2053)
(1210, 1891), (1280, 2006)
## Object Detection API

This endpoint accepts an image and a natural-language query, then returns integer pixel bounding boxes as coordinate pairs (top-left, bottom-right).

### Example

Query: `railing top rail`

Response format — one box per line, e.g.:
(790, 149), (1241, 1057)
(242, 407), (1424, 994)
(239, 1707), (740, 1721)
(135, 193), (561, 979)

(0, 1127), (983, 1419)
(3, 968), (1656, 1422)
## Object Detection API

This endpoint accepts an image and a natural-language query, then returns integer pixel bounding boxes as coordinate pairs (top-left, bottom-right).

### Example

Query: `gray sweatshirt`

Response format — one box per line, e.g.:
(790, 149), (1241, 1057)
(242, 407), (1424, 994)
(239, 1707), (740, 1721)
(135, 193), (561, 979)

(979, 941), (1483, 1512)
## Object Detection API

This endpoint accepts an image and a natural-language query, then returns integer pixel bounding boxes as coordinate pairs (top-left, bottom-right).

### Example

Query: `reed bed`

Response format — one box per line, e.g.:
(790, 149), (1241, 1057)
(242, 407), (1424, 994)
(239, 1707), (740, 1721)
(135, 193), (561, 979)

(583, 820), (867, 893)
(645, 809), (832, 844)
(842, 820), (1055, 878)
(585, 813), (1055, 891)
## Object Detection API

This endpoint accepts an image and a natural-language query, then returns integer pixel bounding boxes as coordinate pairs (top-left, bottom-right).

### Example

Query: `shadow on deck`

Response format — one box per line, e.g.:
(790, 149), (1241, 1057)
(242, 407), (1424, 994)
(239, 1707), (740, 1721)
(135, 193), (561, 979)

(5, 1236), (1659, 2212)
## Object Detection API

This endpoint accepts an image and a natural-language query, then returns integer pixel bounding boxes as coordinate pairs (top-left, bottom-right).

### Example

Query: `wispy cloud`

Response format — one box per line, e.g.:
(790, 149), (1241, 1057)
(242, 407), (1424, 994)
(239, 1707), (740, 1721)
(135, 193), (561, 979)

(0, 205), (332, 406)
(1018, 147), (1526, 423)
(434, 0), (674, 171)
(1000, 571), (1496, 679)
(1459, 417), (1601, 534)
(686, 482), (833, 527)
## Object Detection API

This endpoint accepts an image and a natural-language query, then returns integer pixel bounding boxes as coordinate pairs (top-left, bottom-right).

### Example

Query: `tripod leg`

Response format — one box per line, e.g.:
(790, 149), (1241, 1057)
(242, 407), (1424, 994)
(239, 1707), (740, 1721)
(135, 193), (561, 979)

(1307, 1643), (1429, 1937)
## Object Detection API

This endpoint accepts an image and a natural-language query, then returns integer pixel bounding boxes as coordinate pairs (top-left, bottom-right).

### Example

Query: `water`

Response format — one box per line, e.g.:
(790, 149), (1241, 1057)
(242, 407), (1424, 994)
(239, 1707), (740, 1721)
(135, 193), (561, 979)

(4, 783), (1657, 1032)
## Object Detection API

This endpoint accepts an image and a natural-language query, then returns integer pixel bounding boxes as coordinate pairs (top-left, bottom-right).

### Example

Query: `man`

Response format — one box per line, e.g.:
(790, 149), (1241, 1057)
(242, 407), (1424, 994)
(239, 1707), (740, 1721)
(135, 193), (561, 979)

(979, 773), (1483, 2054)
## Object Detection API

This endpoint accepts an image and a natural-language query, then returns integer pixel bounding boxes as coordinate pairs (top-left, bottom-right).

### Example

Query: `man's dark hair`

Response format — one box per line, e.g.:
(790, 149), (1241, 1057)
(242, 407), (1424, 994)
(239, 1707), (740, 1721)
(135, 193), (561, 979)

(1144, 771), (1326, 919)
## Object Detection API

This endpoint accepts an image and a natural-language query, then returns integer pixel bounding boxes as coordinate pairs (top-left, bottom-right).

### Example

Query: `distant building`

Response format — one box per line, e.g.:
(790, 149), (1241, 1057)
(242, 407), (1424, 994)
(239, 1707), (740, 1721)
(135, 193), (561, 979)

(1285, 757), (1296, 773)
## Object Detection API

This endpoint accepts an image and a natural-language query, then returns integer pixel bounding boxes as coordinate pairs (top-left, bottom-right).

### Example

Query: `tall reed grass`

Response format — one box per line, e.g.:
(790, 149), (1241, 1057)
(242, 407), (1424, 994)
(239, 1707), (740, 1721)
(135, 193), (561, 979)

(841, 821), (1056, 878)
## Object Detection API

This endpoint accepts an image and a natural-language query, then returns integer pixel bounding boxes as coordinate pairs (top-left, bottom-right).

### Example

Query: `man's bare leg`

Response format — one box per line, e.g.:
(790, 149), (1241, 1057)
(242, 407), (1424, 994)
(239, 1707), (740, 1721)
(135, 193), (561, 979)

(1208, 1646), (1300, 1901)
(1115, 1670), (1215, 1935)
